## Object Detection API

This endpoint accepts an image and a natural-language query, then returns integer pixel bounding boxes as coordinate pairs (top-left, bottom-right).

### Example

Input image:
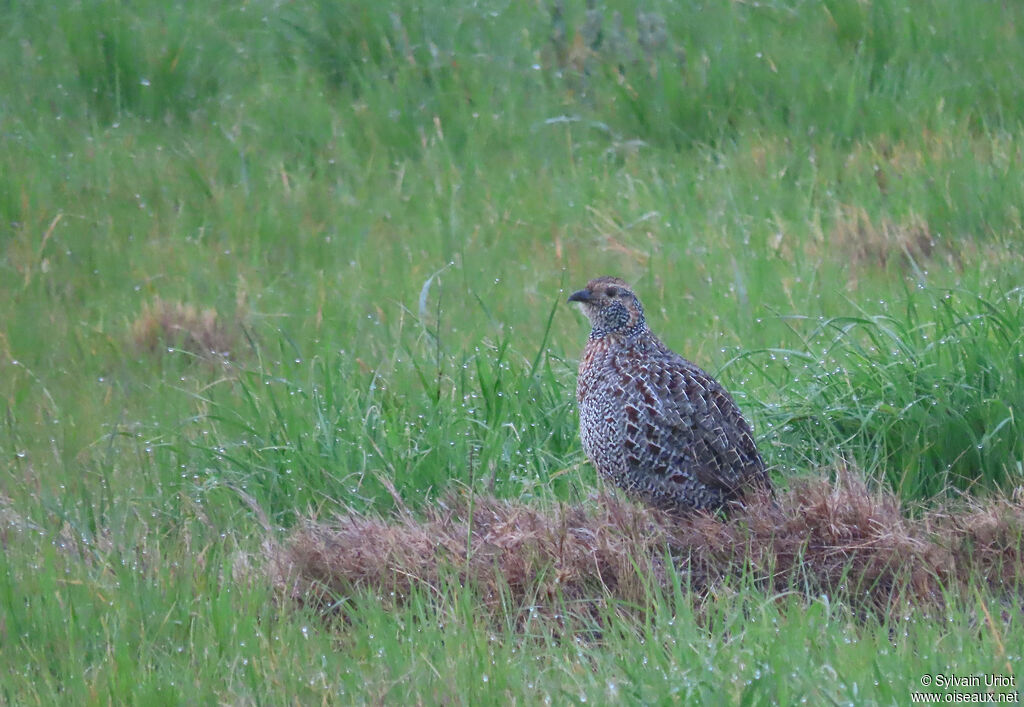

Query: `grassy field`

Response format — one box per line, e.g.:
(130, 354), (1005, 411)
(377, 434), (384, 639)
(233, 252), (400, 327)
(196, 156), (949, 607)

(2, 0), (1023, 703)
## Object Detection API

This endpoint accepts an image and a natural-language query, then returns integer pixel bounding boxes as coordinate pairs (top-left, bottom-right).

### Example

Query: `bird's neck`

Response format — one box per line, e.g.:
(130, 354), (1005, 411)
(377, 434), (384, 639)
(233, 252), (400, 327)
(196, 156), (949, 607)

(578, 326), (661, 404)
(588, 321), (654, 349)
(585, 325), (663, 362)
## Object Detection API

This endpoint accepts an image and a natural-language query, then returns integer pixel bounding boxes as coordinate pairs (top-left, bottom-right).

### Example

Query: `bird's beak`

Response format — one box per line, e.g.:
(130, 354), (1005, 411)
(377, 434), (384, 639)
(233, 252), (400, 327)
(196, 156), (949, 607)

(568, 289), (592, 303)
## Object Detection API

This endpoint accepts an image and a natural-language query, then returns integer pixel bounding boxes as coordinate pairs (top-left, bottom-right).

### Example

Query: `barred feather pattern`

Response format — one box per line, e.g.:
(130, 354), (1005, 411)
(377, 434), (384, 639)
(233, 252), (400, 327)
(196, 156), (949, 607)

(571, 277), (770, 513)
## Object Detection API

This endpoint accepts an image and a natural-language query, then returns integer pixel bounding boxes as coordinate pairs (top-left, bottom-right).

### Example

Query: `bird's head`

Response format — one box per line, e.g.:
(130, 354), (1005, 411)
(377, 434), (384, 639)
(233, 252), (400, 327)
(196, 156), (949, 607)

(568, 276), (646, 339)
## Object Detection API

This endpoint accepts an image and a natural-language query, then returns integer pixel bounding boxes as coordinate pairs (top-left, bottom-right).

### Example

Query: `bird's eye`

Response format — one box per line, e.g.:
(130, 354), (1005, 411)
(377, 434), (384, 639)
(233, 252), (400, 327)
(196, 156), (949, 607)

(605, 287), (619, 297)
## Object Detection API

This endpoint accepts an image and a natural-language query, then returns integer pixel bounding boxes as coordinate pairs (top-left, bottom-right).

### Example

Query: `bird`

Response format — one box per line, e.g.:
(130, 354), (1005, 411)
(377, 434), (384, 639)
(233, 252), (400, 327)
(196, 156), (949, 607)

(568, 276), (771, 513)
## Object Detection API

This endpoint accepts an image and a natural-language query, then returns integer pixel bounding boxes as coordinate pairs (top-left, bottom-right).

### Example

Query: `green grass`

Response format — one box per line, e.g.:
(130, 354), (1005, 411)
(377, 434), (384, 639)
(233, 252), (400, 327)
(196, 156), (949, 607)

(749, 286), (1024, 499)
(3, 534), (1021, 704)
(2, 0), (1024, 702)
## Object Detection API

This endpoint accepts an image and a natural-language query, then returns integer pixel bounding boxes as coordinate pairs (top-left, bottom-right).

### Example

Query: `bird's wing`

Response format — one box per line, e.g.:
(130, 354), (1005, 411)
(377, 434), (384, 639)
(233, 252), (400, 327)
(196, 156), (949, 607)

(618, 353), (767, 495)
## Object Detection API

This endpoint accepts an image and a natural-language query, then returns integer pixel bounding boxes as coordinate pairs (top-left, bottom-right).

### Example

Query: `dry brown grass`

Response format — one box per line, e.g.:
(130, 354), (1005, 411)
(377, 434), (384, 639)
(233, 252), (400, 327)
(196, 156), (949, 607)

(268, 469), (1024, 624)
(131, 297), (241, 360)
(828, 206), (943, 275)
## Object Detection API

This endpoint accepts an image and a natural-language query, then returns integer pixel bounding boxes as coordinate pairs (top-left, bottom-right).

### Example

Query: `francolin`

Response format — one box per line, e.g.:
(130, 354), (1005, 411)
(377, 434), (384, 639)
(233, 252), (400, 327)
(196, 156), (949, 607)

(569, 276), (771, 513)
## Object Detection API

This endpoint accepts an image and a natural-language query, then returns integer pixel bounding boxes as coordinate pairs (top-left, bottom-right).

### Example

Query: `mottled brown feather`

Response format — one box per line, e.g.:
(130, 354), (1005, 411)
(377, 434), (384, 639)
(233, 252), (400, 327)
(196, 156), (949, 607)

(570, 276), (770, 513)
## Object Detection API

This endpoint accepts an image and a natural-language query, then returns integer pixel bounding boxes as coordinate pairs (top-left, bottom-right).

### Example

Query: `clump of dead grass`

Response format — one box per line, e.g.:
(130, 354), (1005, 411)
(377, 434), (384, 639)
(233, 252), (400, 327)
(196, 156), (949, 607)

(829, 206), (943, 275)
(268, 470), (1024, 624)
(131, 297), (241, 360)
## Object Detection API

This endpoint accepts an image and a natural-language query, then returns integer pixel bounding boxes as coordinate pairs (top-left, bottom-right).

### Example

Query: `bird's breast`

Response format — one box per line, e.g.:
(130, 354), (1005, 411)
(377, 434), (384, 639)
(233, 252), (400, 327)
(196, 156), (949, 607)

(575, 344), (630, 462)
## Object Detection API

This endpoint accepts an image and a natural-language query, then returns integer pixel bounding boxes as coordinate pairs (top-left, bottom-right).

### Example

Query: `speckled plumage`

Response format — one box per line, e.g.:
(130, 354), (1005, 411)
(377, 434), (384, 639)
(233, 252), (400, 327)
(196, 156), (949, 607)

(569, 276), (770, 513)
